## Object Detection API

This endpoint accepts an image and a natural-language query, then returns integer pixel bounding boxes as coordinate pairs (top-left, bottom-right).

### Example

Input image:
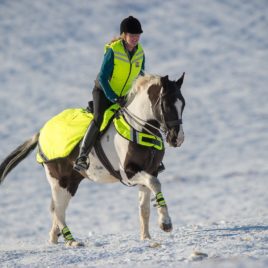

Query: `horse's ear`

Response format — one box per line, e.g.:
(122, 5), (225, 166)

(161, 75), (169, 87)
(176, 72), (185, 87)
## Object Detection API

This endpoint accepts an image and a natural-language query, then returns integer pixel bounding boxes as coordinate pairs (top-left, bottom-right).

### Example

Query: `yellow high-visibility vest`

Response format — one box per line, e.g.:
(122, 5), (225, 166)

(105, 40), (144, 96)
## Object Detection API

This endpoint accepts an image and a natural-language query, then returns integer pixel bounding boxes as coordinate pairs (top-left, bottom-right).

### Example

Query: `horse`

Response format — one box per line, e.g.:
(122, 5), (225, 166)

(0, 73), (185, 246)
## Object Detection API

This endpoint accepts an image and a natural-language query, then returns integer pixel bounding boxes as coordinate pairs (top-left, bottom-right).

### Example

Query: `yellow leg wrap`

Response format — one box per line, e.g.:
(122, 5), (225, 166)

(62, 226), (74, 241)
(156, 192), (166, 207)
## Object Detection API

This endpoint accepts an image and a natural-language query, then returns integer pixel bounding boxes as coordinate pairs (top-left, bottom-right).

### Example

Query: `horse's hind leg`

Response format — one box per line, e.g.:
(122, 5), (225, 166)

(47, 175), (72, 244)
(49, 199), (61, 243)
(49, 188), (76, 245)
(44, 165), (83, 246)
(139, 185), (151, 240)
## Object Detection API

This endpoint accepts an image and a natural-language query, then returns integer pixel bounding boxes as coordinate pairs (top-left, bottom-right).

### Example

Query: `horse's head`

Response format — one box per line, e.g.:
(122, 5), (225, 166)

(149, 73), (185, 147)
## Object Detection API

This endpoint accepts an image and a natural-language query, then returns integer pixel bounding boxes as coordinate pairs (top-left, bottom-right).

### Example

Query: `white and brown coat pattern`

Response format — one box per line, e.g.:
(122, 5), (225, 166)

(0, 73), (185, 246)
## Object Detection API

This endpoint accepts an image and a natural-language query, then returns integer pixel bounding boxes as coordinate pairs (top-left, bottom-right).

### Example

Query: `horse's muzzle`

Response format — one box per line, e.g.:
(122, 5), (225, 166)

(166, 128), (184, 147)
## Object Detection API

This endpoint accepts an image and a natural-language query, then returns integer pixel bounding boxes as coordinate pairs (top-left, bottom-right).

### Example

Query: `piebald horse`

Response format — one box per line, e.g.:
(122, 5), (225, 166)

(0, 73), (185, 246)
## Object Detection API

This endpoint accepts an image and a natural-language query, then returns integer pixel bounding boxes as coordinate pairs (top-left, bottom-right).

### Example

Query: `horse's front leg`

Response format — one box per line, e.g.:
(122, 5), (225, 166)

(139, 185), (151, 240)
(131, 172), (172, 234)
(155, 192), (173, 232)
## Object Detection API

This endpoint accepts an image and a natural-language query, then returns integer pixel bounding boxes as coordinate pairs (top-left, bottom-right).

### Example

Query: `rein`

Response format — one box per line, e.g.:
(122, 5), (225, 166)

(121, 88), (183, 137)
(121, 107), (163, 138)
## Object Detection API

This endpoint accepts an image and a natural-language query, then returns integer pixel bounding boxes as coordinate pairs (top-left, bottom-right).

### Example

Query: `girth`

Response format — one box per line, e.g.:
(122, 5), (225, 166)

(93, 140), (122, 181)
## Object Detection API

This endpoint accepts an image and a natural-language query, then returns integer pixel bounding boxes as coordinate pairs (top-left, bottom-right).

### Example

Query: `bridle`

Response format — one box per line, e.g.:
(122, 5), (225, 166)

(121, 86), (183, 138)
(154, 87), (183, 133)
(121, 106), (163, 138)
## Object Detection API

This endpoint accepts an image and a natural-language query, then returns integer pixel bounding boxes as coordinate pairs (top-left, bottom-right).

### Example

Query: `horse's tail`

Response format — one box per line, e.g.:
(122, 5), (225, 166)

(0, 133), (39, 184)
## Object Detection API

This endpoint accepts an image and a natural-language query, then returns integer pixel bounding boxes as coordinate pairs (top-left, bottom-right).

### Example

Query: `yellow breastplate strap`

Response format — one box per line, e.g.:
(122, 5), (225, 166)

(113, 115), (164, 150)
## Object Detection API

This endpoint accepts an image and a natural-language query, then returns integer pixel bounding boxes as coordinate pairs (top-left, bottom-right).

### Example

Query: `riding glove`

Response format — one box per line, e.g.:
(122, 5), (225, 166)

(115, 97), (126, 107)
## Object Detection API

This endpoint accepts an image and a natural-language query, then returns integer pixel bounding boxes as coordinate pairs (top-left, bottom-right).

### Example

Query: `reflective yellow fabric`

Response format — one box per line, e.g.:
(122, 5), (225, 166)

(112, 114), (131, 140)
(36, 105), (120, 163)
(105, 40), (143, 96)
(36, 108), (93, 163)
(100, 103), (120, 131)
(113, 115), (164, 150)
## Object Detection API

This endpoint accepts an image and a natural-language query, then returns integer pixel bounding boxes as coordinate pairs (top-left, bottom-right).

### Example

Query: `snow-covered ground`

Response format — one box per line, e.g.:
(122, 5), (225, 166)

(0, 0), (267, 267)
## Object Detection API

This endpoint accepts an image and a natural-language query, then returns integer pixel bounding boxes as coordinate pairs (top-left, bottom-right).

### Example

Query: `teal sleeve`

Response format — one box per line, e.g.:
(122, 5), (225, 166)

(98, 48), (118, 102)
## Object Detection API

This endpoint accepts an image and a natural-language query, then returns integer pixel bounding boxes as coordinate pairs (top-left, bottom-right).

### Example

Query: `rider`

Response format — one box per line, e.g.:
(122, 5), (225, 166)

(74, 16), (145, 172)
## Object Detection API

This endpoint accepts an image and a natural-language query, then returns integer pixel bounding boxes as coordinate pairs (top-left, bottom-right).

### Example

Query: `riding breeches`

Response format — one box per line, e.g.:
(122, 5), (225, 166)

(90, 86), (114, 128)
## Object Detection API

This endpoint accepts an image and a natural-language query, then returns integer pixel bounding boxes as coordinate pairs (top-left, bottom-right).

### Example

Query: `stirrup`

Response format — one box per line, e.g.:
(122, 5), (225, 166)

(73, 156), (89, 172)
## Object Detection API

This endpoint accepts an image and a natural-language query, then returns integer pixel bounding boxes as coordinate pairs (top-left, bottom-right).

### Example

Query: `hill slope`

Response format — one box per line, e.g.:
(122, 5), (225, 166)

(0, 0), (267, 267)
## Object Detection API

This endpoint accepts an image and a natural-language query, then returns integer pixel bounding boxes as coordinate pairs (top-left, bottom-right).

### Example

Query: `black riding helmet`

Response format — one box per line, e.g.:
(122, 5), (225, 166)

(120, 16), (143, 34)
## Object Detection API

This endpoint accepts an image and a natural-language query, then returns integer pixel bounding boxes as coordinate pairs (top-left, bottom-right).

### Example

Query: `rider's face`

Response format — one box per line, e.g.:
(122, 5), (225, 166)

(125, 33), (141, 50)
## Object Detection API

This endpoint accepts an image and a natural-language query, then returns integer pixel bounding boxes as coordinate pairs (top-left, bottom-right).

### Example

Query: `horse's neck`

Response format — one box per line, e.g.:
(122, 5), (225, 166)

(125, 90), (154, 131)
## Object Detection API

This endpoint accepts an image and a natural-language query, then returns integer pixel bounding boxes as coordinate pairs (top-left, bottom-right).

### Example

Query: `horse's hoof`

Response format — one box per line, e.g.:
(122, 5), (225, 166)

(149, 241), (162, 248)
(49, 237), (59, 244)
(65, 240), (85, 247)
(160, 222), (173, 232)
(141, 235), (151, 240)
(49, 232), (61, 244)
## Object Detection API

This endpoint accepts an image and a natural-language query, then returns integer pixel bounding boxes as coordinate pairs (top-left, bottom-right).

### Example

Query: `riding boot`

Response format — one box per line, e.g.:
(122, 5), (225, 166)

(73, 121), (99, 172)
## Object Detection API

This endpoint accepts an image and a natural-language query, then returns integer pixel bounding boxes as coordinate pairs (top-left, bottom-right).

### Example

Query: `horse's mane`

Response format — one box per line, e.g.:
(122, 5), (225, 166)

(129, 74), (161, 96)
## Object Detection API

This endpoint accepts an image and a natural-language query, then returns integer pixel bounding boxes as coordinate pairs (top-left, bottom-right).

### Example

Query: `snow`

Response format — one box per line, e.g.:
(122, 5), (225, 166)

(0, 0), (268, 267)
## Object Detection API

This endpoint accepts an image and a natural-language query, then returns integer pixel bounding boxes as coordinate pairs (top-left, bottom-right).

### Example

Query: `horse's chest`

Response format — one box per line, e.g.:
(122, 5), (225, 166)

(124, 144), (164, 178)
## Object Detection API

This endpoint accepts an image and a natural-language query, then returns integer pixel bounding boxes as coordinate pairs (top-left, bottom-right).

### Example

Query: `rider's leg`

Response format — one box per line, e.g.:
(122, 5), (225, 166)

(74, 87), (112, 171)
(74, 120), (99, 171)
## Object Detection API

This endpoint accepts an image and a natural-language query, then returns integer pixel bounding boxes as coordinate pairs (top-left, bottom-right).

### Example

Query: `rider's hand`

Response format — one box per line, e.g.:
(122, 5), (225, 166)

(115, 97), (126, 107)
